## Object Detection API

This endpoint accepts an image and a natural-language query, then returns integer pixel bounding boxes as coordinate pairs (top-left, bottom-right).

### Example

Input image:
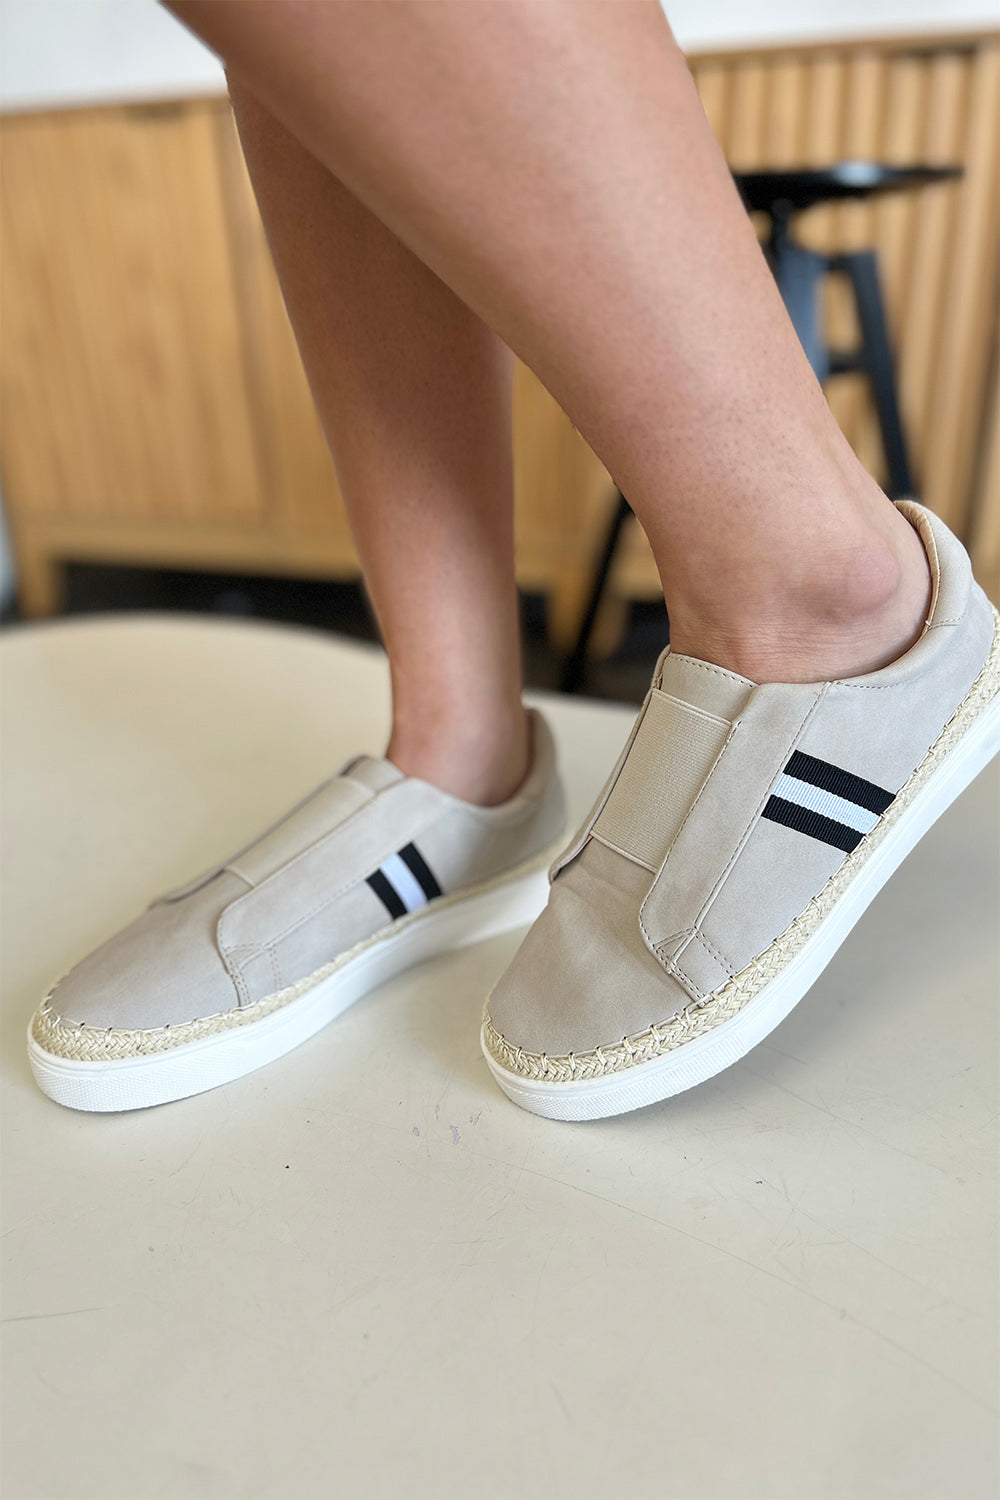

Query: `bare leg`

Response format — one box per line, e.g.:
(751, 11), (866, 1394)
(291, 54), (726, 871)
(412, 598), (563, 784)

(164, 0), (931, 683)
(227, 75), (528, 805)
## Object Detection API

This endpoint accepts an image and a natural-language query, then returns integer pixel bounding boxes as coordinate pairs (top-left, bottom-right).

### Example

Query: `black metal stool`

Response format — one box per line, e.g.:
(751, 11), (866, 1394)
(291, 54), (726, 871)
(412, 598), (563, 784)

(559, 161), (962, 693)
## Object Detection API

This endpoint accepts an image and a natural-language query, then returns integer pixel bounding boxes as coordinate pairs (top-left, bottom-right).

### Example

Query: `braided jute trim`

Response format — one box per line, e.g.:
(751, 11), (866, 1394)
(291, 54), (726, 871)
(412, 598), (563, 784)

(31, 840), (558, 1063)
(484, 606), (1000, 1084)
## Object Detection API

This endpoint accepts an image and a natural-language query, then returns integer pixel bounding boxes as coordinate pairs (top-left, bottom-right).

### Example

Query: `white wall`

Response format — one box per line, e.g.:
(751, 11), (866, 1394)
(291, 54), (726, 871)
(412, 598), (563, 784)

(673, 0), (998, 53)
(0, 0), (224, 112)
(1, 0), (996, 113)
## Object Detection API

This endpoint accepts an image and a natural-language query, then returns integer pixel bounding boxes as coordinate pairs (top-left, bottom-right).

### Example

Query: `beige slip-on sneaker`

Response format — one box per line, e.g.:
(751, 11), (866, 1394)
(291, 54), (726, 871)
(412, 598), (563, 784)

(29, 708), (566, 1112)
(483, 500), (1000, 1120)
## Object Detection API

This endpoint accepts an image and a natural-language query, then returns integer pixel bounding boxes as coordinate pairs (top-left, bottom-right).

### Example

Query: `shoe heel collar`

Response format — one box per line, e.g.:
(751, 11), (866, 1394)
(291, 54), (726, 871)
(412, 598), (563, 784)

(894, 497), (970, 630)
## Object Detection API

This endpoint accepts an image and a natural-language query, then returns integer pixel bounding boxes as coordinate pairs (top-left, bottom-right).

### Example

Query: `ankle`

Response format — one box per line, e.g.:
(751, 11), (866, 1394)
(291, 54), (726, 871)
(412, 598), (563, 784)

(386, 701), (531, 806)
(665, 510), (932, 684)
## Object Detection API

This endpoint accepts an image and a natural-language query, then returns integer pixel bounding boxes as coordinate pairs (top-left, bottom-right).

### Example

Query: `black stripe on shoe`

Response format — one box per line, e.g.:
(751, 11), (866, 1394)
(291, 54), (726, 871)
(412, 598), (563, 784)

(784, 750), (895, 815)
(761, 750), (897, 852)
(762, 795), (864, 853)
(365, 842), (444, 921)
(366, 868), (408, 920)
(397, 841), (443, 901)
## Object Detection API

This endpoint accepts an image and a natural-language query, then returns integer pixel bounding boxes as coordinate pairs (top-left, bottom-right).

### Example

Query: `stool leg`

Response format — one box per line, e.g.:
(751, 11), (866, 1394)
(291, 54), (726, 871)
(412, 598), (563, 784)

(770, 237), (831, 381)
(840, 249), (914, 498)
(559, 488), (634, 693)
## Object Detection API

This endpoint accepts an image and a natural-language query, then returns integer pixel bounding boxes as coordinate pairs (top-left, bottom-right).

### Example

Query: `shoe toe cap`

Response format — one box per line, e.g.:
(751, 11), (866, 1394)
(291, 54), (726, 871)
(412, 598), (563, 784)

(33, 873), (247, 1052)
(484, 843), (690, 1065)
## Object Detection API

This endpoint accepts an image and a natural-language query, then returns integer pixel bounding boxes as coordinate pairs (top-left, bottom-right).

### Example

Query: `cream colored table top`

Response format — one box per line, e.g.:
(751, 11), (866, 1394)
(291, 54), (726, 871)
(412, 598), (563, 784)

(2, 616), (997, 1500)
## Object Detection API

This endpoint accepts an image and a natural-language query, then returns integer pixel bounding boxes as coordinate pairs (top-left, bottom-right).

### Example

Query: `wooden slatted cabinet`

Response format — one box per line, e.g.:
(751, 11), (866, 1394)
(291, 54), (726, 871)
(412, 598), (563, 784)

(1, 31), (997, 631)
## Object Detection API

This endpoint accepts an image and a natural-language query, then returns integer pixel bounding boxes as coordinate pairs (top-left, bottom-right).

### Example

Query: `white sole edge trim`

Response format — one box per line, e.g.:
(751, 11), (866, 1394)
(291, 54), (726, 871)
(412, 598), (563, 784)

(28, 842), (561, 1113)
(482, 685), (1000, 1121)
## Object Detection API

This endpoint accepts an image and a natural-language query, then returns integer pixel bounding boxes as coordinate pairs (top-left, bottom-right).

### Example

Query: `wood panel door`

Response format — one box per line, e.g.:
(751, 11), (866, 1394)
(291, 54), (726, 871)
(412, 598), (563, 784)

(0, 99), (265, 527)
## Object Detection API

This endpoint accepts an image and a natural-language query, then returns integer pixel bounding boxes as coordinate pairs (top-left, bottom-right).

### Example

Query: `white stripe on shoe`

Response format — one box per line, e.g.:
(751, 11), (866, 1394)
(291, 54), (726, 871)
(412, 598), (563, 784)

(379, 852), (430, 913)
(366, 841), (444, 920)
(770, 772), (880, 835)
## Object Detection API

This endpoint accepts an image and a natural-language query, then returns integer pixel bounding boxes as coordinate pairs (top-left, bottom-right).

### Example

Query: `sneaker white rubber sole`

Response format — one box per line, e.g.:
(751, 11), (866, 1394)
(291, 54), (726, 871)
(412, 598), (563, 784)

(483, 683), (1000, 1122)
(28, 839), (563, 1113)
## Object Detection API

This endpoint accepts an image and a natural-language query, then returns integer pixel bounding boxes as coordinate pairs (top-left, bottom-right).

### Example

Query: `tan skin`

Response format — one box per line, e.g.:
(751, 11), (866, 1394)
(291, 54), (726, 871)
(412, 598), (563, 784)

(162, 0), (932, 806)
(225, 75), (529, 805)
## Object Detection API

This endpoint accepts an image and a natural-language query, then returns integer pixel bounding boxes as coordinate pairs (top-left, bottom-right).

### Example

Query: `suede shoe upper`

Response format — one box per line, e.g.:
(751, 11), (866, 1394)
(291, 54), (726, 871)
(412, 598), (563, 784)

(485, 500), (997, 1067)
(44, 707), (565, 1036)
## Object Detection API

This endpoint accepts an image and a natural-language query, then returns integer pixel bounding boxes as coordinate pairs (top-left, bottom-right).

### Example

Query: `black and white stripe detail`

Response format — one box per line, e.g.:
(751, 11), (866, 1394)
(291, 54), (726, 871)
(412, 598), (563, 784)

(366, 842), (443, 920)
(762, 750), (895, 853)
